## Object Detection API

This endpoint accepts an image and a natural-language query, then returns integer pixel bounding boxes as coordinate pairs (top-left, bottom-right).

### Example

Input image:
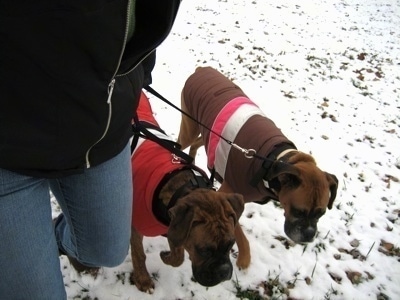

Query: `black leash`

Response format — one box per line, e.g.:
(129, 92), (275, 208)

(144, 85), (265, 161)
(143, 86), (297, 189)
(132, 113), (194, 165)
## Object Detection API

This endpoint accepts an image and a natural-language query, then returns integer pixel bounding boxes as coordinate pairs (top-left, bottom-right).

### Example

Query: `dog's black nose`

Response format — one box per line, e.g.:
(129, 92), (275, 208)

(303, 226), (316, 241)
(215, 262), (233, 281)
(193, 261), (232, 286)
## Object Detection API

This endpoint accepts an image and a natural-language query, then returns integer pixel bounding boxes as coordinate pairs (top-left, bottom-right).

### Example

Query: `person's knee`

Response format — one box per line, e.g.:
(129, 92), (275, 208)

(78, 243), (129, 268)
(97, 249), (129, 267)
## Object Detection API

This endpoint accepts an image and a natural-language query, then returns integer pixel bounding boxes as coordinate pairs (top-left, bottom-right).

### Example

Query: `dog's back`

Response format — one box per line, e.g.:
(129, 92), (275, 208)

(181, 67), (294, 202)
(182, 67), (248, 152)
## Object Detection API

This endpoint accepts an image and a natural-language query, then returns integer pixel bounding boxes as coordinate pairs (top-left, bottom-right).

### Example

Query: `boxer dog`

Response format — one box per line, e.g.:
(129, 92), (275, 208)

(130, 91), (244, 293)
(177, 67), (338, 269)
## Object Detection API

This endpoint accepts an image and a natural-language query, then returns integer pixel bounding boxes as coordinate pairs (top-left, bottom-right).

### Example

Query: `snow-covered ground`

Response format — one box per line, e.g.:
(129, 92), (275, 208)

(55, 0), (400, 299)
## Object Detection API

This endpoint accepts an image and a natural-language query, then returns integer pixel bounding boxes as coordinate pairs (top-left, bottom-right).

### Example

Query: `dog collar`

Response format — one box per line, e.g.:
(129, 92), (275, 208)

(249, 142), (297, 202)
(153, 166), (215, 226)
(167, 168), (214, 210)
(263, 148), (298, 190)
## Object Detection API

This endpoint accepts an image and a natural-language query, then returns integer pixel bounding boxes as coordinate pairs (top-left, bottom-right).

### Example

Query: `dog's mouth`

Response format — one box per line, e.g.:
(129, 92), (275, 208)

(192, 259), (233, 286)
(284, 219), (318, 243)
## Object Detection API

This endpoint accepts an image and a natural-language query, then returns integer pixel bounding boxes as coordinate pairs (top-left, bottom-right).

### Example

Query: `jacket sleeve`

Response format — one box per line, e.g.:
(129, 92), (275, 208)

(142, 51), (157, 87)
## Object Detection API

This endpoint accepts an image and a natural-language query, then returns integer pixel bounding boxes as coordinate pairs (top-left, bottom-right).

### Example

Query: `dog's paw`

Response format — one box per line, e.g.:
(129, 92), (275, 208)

(236, 253), (251, 270)
(130, 272), (155, 294)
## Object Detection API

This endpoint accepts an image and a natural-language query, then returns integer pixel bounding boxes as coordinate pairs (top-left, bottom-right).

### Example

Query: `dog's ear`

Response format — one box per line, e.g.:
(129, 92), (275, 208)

(266, 161), (301, 189)
(167, 203), (195, 247)
(265, 161), (300, 180)
(326, 172), (338, 209)
(226, 193), (245, 224)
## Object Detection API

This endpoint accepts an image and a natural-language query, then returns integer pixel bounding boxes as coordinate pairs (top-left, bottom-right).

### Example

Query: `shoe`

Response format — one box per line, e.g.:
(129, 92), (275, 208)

(67, 256), (100, 278)
(53, 216), (100, 277)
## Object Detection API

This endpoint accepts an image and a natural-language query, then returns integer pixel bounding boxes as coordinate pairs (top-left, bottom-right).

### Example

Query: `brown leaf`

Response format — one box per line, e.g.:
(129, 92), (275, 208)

(346, 271), (363, 284)
(384, 129), (396, 134)
(378, 239), (400, 257)
(349, 248), (366, 261)
(380, 240), (394, 251)
(330, 114), (338, 122)
(357, 53), (367, 60)
(386, 174), (399, 182)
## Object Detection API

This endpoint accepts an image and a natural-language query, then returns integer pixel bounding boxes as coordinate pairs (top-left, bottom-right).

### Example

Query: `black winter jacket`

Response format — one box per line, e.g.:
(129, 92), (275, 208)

(0, 0), (180, 178)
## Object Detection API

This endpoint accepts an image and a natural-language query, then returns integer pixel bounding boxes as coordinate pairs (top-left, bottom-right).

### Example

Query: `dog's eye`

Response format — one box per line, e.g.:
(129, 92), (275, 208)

(191, 220), (205, 228)
(292, 208), (307, 218)
(198, 246), (214, 258)
(220, 239), (235, 254)
(312, 209), (326, 219)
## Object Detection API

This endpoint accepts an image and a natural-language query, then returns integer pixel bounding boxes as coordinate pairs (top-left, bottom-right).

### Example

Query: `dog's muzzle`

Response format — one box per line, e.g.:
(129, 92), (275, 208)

(284, 219), (318, 243)
(192, 257), (233, 286)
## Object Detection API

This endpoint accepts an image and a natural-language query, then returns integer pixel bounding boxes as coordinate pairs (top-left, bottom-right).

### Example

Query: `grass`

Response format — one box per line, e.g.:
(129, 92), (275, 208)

(233, 273), (289, 300)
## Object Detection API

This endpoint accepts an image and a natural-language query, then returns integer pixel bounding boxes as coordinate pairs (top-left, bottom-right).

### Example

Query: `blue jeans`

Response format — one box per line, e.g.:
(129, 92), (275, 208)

(0, 144), (133, 300)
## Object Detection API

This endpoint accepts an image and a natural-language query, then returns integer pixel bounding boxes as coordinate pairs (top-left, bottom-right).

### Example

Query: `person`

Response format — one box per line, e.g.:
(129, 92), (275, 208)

(0, 1), (181, 299)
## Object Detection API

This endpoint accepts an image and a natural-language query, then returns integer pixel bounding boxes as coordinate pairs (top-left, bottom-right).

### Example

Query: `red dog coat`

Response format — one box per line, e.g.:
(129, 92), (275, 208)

(131, 92), (184, 236)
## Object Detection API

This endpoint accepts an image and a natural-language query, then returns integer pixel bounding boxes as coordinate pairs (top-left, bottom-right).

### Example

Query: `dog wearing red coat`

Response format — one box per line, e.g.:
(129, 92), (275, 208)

(129, 91), (244, 293)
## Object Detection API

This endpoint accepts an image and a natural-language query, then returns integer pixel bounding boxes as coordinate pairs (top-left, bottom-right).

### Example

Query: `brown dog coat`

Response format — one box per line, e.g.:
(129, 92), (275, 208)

(182, 67), (296, 202)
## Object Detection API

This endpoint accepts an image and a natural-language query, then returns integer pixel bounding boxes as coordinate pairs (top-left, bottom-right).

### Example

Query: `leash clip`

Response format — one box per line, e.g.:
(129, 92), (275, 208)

(231, 143), (256, 159)
(171, 154), (182, 164)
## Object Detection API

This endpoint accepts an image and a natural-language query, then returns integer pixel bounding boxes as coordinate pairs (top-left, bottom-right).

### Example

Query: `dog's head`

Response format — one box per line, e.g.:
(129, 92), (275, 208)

(161, 189), (244, 287)
(266, 152), (338, 243)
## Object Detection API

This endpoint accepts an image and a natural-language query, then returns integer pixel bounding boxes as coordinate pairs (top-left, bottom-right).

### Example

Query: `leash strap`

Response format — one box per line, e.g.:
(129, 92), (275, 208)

(131, 118), (165, 152)
(131, 113), (194, 164)
(144, 86), (298, 192)
(145, 85), (282, 168)
(144, 85), (279, 162)
(144, 85), (234, 147)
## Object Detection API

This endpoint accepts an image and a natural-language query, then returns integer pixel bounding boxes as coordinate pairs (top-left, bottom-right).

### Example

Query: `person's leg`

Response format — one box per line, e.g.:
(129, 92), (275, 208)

(0, 168), (66, 300)
(51, 143), (133, 268)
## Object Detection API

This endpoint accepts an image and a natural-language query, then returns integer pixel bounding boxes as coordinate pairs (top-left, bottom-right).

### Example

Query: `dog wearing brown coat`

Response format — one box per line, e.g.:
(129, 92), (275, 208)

(177, 67), (339, 269)
(130, 91), (244, 293)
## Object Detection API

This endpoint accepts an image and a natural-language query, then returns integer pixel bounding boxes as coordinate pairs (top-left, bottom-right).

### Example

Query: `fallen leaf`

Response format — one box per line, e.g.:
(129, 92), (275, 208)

(357, 53), (367, 60)
(346, 271), (363, 284)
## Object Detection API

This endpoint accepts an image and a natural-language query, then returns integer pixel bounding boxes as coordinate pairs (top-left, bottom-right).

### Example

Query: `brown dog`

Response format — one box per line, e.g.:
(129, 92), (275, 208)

(130, 91), (244, 293)
(177, 67), (339, 269)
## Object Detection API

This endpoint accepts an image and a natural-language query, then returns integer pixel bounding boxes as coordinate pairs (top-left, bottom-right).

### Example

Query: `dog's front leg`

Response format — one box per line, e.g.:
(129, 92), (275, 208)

(130, 226), (155, 293)
(218, 182), (251, 269)
(235, 225), (251, 269)
(160, 245), (185, 267)
(188, 136), (203, 158)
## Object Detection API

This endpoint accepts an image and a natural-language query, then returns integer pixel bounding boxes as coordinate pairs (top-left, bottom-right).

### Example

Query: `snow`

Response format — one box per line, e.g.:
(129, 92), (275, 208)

(55, 0), (400, 299)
